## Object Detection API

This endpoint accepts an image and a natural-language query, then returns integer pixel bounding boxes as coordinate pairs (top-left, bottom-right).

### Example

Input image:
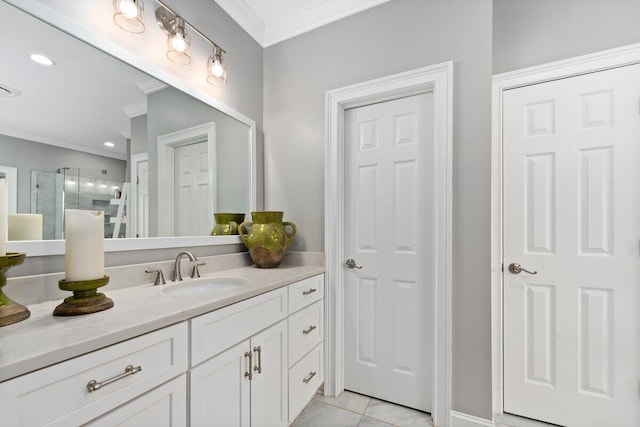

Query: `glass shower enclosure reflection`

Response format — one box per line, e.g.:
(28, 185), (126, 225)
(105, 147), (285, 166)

(32, 168), (128, 240)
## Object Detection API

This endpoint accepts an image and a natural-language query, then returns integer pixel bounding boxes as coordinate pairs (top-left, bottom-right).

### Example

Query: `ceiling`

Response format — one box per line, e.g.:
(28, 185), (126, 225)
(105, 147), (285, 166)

(0, 1), (157, 160)
(214, 0), (393, 47)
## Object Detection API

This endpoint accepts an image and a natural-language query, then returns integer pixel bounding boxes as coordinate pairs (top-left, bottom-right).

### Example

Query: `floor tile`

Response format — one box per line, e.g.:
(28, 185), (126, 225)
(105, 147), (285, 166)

(314, 390), (371, 414)
(363, 399), (432, 426)
(291, 399), (363, 427)
(494, 412), (559, 427)
(358, 416), (394, 426)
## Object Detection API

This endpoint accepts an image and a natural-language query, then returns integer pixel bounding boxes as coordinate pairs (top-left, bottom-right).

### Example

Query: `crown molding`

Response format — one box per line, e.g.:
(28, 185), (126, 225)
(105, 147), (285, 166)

(122, 100), (147, 118)
(0, 126), (126, 160)
(215, 0), (391, 47)
(136, 78), (168, 95)
(214, 0), (266, 46)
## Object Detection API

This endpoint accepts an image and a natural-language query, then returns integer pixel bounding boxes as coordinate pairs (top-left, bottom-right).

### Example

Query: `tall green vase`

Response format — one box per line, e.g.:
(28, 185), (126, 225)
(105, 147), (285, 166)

(238, 211), (296, 268)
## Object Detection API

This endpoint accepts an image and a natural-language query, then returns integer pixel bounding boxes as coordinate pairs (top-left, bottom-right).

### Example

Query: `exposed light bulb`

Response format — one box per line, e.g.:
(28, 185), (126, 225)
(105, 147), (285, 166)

(210, 59), (224, 77)
(119, 0), (138, 19)
(171, 32), (186, 52)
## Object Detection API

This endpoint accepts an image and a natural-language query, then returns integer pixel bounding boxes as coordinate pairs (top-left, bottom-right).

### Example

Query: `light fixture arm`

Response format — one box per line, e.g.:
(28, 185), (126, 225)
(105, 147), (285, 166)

(154, 0), (226, 55)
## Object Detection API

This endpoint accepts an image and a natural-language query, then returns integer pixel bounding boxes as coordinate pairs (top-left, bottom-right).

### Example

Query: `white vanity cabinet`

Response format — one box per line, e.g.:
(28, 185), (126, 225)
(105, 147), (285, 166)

(188, 273), (325, 426)
(188, 287), (289, 427)
(190, 320), (288, 427)
(0, 322), (188, 427)
(0, 272), (325, 427)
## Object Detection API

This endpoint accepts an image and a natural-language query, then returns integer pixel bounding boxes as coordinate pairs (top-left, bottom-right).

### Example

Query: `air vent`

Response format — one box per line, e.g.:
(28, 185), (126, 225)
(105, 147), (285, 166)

(0, 84), (21, 97)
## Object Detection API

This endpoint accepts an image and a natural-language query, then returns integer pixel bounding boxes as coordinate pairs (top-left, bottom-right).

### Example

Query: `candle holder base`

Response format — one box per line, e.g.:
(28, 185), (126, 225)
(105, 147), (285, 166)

(53, 276), (114, 316)
(0, 252), (29, 327)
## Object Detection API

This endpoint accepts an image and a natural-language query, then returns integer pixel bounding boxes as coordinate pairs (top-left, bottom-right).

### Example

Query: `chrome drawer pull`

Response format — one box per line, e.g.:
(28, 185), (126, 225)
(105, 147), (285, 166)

(86, 365), (142, 393)
(302, 371), (317, 384)
(253, 346), (262, 374)
(302, 288), (317, 296)
(244, 352), (253, 380)
(302, 325), (317, 335)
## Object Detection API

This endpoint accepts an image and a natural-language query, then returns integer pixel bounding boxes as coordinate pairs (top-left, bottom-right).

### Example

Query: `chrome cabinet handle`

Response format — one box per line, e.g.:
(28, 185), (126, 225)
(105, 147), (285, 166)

(253, 346), (262, 374)
(87, 365), (142, 393)
(302, 371), (317, 384)
(508, 263), (537, 275)
(302, 288), (317, 296)
(244, 352), (253, 380)
(302, 325), (317, 335)
(345, 259), (362, 269)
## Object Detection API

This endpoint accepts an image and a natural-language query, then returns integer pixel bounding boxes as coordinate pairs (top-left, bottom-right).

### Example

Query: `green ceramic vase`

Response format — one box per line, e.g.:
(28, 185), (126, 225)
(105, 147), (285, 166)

(211, 213), (245, 235)
(238, 211), (296, 268)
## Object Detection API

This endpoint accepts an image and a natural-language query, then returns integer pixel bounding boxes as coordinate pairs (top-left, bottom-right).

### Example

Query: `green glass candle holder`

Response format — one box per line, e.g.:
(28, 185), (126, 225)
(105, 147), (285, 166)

(0, 252), (30, 327)
(53, 275), (114, 316)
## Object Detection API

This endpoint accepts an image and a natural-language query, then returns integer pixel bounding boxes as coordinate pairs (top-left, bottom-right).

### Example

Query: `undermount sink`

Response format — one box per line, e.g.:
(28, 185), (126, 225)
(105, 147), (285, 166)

(162, 277), (250, 296)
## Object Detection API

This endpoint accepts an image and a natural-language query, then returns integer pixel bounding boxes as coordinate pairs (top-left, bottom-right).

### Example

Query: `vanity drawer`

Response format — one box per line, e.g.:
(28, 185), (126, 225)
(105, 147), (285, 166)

(288, 342), (324, 422)
(190, 287), (287, 366)
(0, 322), (188, 427)
(288, 274), (324, 314)
(288, 300), (324, 366)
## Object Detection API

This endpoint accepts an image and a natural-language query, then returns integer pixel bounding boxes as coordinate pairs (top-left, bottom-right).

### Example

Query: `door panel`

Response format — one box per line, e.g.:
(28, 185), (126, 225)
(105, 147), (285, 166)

(174, 141), (209, 236)
(503, 64), (640, 427)
(344, 93), (434, 412)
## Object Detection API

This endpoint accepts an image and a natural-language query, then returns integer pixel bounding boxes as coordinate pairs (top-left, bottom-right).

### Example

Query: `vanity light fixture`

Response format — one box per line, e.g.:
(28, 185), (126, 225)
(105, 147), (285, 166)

(207, 45), (227, 86)
(30, 54), (54, 66)
(113, 0), (145, 34)
(165, 16), (191, 65)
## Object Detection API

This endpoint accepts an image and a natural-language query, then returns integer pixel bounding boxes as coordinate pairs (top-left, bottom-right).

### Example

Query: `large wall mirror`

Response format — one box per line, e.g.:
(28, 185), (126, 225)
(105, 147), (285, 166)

(0, 1), (256, 254)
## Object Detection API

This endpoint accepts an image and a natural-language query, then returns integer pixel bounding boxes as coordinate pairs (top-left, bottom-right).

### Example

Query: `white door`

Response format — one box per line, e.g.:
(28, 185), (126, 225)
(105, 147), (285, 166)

(136, 159), (149, 238)
(344, 93), (434, 411)
(174, 141), (210, 236)
(250, 320), (288, 427)
(503, 64), (640, 427)
(189, 340), (251, 427)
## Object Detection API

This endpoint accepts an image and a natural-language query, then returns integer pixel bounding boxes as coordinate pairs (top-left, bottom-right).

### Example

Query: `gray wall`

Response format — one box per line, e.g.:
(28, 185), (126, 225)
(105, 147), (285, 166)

(0, 134), (126, 213)
(493, 0), (640, 73)
(264, 0), (493, 419)
(130, 115), (147, 156)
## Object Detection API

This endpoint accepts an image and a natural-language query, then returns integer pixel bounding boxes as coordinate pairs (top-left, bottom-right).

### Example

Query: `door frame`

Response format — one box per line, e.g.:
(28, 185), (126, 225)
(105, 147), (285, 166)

(491, 42), (640, 415)
(325, 62), (453, 427)
(157, 122), (216, 237)
(130, 152), (148, 238)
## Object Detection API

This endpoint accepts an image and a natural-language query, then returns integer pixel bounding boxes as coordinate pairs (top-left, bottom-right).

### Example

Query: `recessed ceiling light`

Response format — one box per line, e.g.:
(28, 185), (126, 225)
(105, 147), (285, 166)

(30, 54), (55, 66)
(104, 141), (115, 148)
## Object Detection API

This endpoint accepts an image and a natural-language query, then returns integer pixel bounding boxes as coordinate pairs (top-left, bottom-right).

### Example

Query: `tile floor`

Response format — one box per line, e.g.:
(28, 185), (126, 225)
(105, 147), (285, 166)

(292, 389), (560, 427)
(291, 390), (433, 426)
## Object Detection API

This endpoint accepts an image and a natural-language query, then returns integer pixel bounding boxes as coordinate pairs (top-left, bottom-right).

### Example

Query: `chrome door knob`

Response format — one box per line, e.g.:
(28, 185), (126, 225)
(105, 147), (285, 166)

(508, 263), (537, 275)
(345, 259), (363, 269)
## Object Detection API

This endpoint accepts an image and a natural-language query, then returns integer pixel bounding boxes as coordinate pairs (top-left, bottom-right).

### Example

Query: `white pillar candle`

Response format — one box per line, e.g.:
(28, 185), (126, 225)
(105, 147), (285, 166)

(8, 214), (43, 241)
(0, 174), (7, 256)
(64, 209), (104, 281)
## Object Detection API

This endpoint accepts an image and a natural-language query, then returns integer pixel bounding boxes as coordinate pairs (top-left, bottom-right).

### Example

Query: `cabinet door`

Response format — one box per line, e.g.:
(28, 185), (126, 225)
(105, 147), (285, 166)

(87, 375), (187, 427)
(190, 340), (251, 427)
(250, 320), (288, 427)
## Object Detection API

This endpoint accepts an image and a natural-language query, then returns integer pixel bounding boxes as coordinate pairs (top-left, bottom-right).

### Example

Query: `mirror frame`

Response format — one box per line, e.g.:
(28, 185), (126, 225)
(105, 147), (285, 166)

(4, 0), (258, 256)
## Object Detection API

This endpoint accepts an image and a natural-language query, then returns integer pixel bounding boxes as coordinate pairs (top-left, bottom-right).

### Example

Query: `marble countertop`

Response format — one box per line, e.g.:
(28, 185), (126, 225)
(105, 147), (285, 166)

(0, 264), (325, 382)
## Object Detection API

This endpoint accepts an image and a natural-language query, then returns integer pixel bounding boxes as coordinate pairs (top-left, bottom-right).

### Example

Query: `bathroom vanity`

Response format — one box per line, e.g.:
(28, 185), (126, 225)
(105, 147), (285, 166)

(0, 262), (324, 426)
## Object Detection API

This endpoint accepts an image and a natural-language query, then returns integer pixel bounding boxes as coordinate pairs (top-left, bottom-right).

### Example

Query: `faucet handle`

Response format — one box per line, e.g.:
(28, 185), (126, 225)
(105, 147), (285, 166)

(145, 268), (166, 286)
(191, 262), (206, 279)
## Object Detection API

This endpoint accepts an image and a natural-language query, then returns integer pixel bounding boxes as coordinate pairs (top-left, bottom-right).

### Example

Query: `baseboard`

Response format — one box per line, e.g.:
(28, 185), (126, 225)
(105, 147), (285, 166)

(450, 411), (495, 427)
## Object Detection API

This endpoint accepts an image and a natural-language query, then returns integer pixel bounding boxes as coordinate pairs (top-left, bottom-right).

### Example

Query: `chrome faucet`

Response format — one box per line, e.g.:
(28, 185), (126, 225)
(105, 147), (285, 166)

(173, 251), (198, 281)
